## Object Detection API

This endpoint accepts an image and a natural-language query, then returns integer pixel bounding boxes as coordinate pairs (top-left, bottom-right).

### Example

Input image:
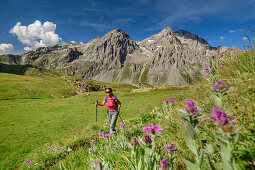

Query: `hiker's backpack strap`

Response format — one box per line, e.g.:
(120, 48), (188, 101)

(113, 96), (118, 109)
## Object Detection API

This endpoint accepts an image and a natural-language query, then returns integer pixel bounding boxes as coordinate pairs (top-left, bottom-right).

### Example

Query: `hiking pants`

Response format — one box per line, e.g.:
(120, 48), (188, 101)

(107, 110), (118, 134)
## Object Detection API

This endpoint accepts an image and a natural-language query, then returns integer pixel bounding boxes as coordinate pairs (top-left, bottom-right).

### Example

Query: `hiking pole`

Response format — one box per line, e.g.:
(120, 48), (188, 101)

(118, 113), (125, 125)
(96, 100), (98, 124)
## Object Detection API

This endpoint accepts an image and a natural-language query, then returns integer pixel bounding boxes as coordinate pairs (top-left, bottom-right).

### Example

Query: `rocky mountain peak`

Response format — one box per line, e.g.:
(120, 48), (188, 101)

(137, 27), (177, 53)
(159, 27), (173, 36)
(103, 29), (130, 40)
(174, 30), (211, 49)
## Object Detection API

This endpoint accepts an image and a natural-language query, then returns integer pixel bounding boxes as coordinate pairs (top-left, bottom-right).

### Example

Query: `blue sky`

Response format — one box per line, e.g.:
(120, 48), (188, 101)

(0, 0), (255, 54)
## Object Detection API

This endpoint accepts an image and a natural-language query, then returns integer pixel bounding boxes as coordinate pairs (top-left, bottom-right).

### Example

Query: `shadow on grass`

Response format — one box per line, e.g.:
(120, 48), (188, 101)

(0, 63), (34, 75)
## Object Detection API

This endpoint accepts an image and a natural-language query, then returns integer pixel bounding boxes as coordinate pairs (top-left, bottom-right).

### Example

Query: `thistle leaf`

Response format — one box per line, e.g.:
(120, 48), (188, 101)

(183, 158), (201, 170)
(184, 123), (198, 156)
(177, 109), (189, 118)
(205, 144), (214, 155)
(214, 96), (223, 109)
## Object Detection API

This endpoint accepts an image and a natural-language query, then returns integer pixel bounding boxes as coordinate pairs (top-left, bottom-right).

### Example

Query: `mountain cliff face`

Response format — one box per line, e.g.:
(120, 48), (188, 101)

(0, 27), (240, 85)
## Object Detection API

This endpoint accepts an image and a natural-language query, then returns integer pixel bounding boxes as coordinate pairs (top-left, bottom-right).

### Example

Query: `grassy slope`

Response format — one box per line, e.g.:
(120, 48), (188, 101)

(53, 50), (255, 169)
(0, 65), (76, 99)
(0, 67), (186, 168)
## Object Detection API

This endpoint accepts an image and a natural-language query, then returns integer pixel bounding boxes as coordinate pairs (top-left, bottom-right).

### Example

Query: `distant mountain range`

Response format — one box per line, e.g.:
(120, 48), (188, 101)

(0, 27), (240, 85)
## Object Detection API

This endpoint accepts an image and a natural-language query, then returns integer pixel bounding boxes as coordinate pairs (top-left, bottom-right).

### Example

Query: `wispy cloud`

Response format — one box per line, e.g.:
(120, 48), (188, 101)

(149, 0), (255, 29)
(79, 21), (114, 32)
(242, 37), (248, 40)
(220, 36), (224, 40)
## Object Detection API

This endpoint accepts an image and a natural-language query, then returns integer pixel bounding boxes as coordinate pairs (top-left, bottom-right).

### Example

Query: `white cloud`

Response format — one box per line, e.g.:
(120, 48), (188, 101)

(220, 36), (224, 39)
(9, 20), (62, 51)
(229, 30), (235, 33)
(70, 40), (76, 43)
(0, 43), (13, 54)
(242, 37), (248, 40)
(80, 42), (84, 45)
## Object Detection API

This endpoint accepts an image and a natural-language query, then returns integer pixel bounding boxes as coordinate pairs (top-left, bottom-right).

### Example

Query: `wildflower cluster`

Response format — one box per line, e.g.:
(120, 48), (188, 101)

(156, 96), (177, 120)
(142, 123), (163, 134)
(48, 145), (62, 150)
(98, 131), (111, 138)
(204, 56), (218, 83)
(91, 136), (98, 140)
(177, 67), (239, 169)
(161, 97), (177, 105)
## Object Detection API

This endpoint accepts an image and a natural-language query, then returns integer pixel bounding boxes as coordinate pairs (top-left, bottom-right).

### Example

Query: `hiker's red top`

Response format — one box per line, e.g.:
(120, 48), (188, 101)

(106, 96), (118, 110)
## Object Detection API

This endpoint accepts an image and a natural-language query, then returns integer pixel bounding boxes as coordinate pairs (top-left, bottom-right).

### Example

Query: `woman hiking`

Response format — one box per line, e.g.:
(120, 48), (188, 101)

(96, 88), (121, 135)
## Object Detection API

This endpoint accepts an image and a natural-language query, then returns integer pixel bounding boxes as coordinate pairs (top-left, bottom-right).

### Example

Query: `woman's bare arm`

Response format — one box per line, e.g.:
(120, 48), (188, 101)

(117, 99), (121, 112)
(96, 99), (105, 106)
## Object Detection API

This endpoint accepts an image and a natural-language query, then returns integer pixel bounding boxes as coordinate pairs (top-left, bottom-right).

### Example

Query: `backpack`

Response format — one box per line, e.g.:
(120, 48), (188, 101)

(105, 96), (118, 109)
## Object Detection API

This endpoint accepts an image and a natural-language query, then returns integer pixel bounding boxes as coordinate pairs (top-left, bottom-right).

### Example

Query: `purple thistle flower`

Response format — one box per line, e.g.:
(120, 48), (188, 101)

(213, 80), (229, 92)
(131, 137), (139, 147)
(185, 100), (198, 115)
(209, 107), (233, 132)
(88, 148), (93, 152)
(209, 107), (232, 127)
(26, 160), (32, 164)
(55, 145), (58, 147)
(149, 124), (157, 134)
(155, 124), (163, 133)
(161, 102), (163, 105)
(169, 97), (177, 103)
(204, 68), (209, 72)
(91, 136), (98, 140)
(98, 131), (105, 137)
(120, 123), (125, 127)
(166, 141), (175, 152)
(209, 64), (213, 68)
(136, 114), (139, 117)
(143, 134), (152, 144)
(104, 134), (111, 138)
(142, 126), (150, 132)
(161, 158), (168, 168)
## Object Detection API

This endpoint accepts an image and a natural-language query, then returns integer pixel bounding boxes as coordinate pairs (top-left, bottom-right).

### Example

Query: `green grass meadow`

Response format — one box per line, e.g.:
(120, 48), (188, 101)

(0, 49), (255, 169)
(0, 70), (185, 169)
